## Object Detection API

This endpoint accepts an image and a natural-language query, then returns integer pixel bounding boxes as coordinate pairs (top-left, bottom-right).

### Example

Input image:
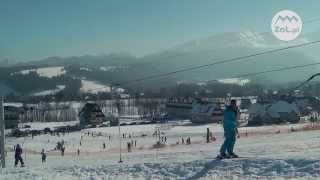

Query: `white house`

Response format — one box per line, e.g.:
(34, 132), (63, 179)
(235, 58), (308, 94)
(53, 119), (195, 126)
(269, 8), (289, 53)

(248, 100), (300, 126)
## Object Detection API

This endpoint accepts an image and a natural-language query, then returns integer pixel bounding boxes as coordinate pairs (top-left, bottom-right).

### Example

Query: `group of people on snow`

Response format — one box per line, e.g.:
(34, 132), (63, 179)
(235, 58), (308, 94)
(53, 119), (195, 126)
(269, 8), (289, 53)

(13, 144), (47, 167)
(10, 98), (242, 167)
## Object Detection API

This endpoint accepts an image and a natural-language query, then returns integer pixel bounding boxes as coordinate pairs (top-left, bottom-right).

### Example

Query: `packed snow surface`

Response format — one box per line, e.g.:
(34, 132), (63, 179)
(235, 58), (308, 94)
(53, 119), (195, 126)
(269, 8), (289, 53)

(80, 80), (111, 94)
(1, 122), (320, 179)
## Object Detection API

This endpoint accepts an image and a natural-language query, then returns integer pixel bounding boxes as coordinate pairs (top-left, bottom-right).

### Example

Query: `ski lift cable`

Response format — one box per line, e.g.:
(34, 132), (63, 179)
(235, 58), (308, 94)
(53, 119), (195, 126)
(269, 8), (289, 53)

(121, 41), (320, 87)
(205, 62), (320, 84)
(88, 39), (320, 92)
(85, 17), (320, 93)
(292, 73), (320, 91)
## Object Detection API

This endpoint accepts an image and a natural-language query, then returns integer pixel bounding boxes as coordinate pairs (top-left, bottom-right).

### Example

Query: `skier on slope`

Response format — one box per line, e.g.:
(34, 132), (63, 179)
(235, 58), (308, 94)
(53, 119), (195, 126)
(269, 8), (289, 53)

(14, 144), (25, 167)
(41, 149), (47, 163)
(61, 146), (65, 156)
(217, 99), (240, 159)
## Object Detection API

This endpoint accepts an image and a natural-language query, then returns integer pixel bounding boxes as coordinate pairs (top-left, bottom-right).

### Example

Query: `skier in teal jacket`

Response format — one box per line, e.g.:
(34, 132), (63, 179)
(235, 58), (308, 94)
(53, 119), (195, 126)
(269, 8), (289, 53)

(218, 99), (239, 159)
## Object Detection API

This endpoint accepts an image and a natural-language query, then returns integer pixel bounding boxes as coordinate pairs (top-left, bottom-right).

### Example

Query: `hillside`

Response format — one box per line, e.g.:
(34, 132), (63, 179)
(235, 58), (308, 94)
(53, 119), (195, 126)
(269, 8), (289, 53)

(1, 31), (319, 96)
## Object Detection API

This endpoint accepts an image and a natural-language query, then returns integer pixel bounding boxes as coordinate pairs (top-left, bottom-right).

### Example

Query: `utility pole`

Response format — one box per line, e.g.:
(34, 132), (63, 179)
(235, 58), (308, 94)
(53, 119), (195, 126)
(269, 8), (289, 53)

(0, 96), (5, 168)
(206, 128), (210, 143)
(112, 86), (123, 163)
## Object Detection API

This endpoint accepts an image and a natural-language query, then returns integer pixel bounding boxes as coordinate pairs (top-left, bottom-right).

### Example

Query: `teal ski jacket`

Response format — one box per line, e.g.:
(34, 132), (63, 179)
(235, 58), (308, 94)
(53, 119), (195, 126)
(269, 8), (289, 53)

(223, 106), (238, 132)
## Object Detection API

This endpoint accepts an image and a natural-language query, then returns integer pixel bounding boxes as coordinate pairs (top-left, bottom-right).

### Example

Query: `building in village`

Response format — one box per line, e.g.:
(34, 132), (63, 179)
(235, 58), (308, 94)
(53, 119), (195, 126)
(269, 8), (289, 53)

(4, 105), (24, 129)
(165, 97), (193, 120)
(294, 96), (320, 115)
(248, 100), (300, 126)
(79, 103), (107, 127)
(191, 101), (224, 124)
(20, 103), (77, 123)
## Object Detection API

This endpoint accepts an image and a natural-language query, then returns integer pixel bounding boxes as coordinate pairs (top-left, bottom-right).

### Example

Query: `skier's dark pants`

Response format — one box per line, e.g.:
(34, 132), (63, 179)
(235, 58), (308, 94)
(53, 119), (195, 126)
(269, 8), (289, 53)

(220, 130), (236, 155)
(42, 156), (46, 163)
(15, 155), (24, 166)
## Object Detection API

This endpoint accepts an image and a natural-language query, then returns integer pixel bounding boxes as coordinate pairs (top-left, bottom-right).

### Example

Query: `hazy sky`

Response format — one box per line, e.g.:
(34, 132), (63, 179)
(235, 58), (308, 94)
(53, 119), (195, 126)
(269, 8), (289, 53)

(1, 0), (319, 61)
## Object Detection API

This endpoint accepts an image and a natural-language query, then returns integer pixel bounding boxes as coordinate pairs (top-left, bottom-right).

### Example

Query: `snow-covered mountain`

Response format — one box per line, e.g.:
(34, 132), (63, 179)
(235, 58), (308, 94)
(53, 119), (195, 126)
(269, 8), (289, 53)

(143, 30), (319, 84)
(1, 30), (319, 96)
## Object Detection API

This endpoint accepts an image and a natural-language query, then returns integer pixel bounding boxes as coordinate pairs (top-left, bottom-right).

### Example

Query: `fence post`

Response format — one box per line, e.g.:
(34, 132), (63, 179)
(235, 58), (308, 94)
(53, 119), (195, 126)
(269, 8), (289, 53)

(0, 97), (6, 168)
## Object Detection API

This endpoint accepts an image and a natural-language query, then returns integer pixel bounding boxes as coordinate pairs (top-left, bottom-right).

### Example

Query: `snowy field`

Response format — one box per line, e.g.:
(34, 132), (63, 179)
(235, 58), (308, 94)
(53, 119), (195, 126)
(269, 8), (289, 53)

(11, 66), (66, 78)
(80, 80), (111, 94)
(1, 122), (320, 179)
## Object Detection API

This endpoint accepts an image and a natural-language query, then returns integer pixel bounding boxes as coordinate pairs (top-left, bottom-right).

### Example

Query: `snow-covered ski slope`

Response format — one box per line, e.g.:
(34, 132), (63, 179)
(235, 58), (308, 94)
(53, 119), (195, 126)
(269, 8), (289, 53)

(1, 122), (320, 179)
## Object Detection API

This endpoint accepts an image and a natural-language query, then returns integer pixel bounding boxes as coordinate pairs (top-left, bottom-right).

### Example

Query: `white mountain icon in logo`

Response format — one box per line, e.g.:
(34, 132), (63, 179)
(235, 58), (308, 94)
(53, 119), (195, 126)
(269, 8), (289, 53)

(271, 10), (302, 41)
(275, 15), (299, 24)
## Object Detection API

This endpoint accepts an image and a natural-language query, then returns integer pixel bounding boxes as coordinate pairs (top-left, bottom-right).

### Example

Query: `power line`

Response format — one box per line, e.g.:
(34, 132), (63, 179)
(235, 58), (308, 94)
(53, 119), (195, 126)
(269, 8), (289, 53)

(85, 17), (320, 92)
(293, 72), (320, 90)
(85, 39), (320, 93)
(304, 17), (320, 24)
(90, 61), (320, 96)
(117, 40), (320, 87)
(206, 62), (320, 84)
(8, 16), (320, 95)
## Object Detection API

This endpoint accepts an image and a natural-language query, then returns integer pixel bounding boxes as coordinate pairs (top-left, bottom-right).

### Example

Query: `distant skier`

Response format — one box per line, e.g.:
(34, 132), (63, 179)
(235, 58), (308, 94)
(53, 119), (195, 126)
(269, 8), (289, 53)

(127, 142), (131, 152)
(218, 99), (239, 159)
(61, 146), (65, 156)
(14, 144), (24, 167)
(41, 149), (46, 163)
